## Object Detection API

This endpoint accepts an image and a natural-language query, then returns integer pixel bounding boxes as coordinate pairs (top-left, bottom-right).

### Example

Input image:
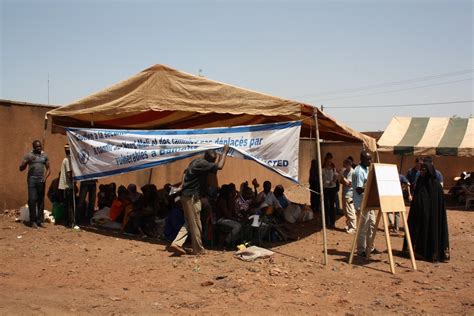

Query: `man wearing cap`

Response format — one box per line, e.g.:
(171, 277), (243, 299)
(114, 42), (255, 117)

(19, 140), (51, 228)
(58, 144), (74, 227)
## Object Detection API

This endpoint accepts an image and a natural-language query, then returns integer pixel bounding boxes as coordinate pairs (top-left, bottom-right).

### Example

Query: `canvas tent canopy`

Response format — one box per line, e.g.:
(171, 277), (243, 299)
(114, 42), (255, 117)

(378, 117), (473, 157)
(46, 64), (377, 266)
(46, 64), (376, 151)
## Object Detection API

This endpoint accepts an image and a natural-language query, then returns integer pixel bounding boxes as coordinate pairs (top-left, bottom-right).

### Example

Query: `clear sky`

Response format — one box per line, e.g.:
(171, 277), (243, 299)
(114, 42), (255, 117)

(1, 0), (472, 131)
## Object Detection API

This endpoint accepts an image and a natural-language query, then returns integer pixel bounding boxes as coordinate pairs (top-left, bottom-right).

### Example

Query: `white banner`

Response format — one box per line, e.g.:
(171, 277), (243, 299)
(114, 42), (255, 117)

(66, 121), (301, 183)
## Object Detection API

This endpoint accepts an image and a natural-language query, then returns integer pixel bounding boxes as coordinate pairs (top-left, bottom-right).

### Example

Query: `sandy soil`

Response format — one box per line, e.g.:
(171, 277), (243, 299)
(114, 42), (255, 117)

(1, 187), (473, 315)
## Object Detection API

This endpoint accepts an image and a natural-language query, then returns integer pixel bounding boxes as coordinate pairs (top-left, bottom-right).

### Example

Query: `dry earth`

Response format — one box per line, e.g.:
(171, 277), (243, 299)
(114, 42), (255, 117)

(1, 186), (473, 315)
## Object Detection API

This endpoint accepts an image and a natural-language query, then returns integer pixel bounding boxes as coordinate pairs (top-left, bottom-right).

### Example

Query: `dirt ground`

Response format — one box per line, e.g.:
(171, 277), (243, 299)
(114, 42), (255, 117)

(1, 186), (473, 315)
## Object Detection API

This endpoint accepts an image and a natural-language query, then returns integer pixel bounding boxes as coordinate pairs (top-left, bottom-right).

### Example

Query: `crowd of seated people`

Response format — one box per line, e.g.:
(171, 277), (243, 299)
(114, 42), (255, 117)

(85, 178), (314, 247)
(210, 179), (314, 247)
(91, 182), (176, 237)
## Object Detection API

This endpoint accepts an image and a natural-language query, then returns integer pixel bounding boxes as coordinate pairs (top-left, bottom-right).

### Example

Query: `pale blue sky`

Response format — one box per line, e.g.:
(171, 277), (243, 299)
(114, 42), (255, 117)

(1, 0), (472, 131)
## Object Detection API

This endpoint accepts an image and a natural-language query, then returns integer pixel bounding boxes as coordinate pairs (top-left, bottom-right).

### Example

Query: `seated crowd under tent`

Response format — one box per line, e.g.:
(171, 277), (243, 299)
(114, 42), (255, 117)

(47, 177), (314, 249)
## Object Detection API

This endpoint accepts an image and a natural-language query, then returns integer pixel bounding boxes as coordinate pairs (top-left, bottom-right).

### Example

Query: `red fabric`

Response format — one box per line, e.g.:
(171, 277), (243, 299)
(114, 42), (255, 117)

(109, 200), (123, 221)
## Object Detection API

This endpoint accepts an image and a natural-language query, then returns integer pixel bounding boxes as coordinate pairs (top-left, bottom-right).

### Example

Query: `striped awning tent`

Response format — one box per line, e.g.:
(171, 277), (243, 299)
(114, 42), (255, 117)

(378, 117), (474, 157)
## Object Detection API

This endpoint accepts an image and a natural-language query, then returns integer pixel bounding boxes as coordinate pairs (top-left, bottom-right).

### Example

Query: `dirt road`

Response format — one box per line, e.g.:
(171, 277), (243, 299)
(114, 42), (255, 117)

(1, 190), (473, 315)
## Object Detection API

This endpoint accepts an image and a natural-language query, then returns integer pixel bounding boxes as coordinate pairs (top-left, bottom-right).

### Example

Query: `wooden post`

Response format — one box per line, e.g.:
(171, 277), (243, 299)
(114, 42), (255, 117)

(375, 149), (381, 163)
(314, 110), (328, 266)
(382, 212), (396, 273)
(348, 209), (362, 264)
(401, 211), (417, 270)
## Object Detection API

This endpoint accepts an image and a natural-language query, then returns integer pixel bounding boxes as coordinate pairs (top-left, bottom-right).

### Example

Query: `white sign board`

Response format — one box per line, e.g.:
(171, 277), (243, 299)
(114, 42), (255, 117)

(373, 164), (403, 196)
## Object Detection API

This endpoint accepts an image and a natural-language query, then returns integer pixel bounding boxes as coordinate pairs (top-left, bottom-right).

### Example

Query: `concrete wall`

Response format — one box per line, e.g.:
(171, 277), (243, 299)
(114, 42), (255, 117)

(1, 101), (67, 211)
(1, 100), (471, 211)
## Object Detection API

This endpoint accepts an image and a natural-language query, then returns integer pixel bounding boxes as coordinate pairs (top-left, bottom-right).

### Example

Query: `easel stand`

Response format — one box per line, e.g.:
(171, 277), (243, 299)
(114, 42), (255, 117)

(348, 163), (417, 274)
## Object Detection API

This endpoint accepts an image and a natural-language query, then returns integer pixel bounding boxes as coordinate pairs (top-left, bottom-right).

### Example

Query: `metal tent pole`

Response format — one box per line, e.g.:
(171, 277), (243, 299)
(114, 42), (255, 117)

(68, 154), (77, 228)
(314, 110), (328, 265)
(147, 168), (154, 185)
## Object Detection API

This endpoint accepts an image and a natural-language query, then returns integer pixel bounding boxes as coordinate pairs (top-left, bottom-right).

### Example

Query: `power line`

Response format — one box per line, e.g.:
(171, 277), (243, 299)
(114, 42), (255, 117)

(305, 77), (472, 103)
(291, 69), (473, 99)
(325, 100), (473, 109)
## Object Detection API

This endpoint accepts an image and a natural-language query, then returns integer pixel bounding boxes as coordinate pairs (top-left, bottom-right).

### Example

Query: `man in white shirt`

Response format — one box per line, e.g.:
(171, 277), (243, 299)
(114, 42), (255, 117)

(341, 159), (356, 234)
(59, 144), (74, 228)
(255, 181), (282, 215)
(322, 153), (338, 228)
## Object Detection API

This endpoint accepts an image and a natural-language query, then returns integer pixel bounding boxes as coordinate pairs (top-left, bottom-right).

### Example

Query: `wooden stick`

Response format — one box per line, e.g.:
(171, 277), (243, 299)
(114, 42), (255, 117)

(382, 212), (396, 274)
(401, 211), (417, 270)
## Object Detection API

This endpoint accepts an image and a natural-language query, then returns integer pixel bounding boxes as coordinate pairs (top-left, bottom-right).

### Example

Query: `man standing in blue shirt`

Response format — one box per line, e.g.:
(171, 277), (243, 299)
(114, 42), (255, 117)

(352, 150), (375, 256)
(19, 140), (51, 228)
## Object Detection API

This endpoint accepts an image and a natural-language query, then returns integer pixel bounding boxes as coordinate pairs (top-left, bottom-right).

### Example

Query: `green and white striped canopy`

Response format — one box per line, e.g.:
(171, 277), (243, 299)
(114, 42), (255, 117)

(378, 117), (473, 156)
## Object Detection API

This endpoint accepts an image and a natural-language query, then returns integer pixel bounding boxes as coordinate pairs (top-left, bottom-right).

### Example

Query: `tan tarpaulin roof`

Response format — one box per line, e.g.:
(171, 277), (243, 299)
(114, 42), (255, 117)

(47, 64), (376, 151)
(378, 117), (473, 157)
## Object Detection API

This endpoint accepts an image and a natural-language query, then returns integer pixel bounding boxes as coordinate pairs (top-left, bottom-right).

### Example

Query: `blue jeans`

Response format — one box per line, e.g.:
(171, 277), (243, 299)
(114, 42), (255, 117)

(27, 176), (45, 223)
